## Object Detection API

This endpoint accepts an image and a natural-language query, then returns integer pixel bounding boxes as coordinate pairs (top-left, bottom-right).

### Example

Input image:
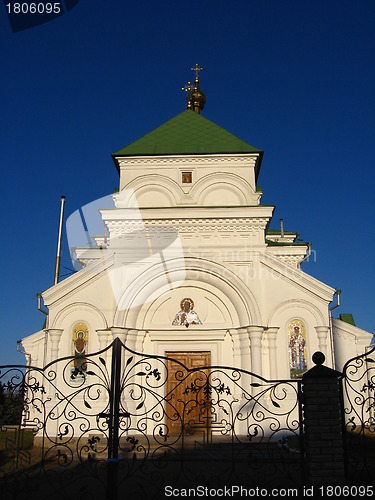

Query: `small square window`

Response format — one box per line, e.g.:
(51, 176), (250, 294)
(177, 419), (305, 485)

(182, 171), (192, 184)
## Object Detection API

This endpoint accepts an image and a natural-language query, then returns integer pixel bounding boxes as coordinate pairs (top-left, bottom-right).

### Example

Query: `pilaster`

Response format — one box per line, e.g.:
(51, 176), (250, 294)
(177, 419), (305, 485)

(247, 326), (264, 377)
(46, 329), (63, 401)
(97, 329), (111, 365)
(315, 326), (329, 358)
(124, 329), (138, 352)
(96, 329), (111, 351)
(265, 327), (279, 379)
(111, 327), (128, 344)
(237, 327), (251, 372)
(48, 329), (63, 362)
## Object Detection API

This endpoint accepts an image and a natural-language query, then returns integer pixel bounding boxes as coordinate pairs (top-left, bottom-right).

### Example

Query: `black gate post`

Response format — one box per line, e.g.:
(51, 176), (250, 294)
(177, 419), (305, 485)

(106, 337), (123, 500)
(302, 351), (345, 485)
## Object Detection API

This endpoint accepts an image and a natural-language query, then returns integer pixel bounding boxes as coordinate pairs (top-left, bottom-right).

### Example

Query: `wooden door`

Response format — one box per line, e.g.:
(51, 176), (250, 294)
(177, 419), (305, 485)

(165, 352), (211, 435)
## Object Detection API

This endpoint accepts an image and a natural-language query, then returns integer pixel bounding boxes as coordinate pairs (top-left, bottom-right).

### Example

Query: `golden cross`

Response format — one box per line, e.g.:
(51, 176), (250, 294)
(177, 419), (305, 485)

(191, 63), (203, 82)
(181, 80), (192, 92)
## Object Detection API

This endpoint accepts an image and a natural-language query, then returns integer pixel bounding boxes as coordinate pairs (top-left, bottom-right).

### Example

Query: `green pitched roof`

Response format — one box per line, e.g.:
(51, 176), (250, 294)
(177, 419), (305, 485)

(112, 110), (263, 177)
(339, 314), (356, 326)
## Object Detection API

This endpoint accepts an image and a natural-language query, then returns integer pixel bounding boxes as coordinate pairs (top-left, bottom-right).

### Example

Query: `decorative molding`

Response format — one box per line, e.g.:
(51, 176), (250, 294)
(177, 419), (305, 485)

(118, 154), (259, 168)
(148, 330), (227, 342)
(51, 302), (109, 330)
(101, 205), (274, 219)
(332, 329), (354, 342)
(114, 256), (261, 327)
(272, 255), (304, 268)
(268, 299), (326, 327)
(104, 217), (270, 236)
(332, 318), (372, 345)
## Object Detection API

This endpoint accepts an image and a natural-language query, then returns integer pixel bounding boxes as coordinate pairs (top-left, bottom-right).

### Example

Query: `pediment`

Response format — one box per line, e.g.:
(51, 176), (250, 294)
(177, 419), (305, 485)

(260, 253), (335, 302)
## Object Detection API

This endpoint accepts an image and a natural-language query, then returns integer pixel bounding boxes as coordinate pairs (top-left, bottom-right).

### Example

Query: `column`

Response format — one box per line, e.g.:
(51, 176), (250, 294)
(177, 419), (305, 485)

(315, 326), (329, 359)
(135, 330), (146, 354)
(48, 329), (63, 362)
(96, 329), (110, 351)
(111, 327), (128, 345)
(46, 329), (63, 403)
(124, 329), (139, 353)
(229, 328), (244, 410)
(96, 329), (111, 365)
(229, 328), (241, 369)
(265, 327), (279, 379)
(247, 326), (264, 377)
(237, 327), (251, 371)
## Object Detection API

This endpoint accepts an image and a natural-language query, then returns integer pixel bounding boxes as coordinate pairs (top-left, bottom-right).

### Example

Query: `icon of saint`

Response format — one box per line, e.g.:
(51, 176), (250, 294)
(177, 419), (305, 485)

(172, 298), (202, 328)
(73, 330), (87, 372)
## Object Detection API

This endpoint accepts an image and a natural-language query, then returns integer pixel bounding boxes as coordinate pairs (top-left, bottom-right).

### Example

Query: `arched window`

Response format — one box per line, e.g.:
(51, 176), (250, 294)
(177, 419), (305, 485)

(71, 323), (89, 380)
(288, 319), (307, 378)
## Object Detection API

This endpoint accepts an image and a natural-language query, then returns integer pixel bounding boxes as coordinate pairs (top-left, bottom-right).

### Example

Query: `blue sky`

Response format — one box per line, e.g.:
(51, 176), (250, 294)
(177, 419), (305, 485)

(1, 0), (374, 366)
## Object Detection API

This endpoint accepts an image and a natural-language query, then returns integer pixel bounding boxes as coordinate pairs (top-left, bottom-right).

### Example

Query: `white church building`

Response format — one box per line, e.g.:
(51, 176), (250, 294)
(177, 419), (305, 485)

(21, 69), (372, 397)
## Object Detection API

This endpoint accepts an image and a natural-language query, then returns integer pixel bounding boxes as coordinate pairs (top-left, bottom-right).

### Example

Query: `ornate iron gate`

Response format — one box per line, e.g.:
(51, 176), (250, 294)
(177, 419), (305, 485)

(341, 345), (375, 484)
(1, 339), (304, 499)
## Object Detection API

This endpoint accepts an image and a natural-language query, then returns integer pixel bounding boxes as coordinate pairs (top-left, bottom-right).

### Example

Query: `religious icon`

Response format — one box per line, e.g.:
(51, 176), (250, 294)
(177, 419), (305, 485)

(182, 171), (192, 184)
(288, 320), (307, 378)
(172, 298), (202, 328)
(71, 323), (89, 378)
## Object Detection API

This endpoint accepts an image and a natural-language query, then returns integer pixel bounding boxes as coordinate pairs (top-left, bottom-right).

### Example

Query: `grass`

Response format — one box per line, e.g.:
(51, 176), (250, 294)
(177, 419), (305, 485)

(0, 428), (34, 451)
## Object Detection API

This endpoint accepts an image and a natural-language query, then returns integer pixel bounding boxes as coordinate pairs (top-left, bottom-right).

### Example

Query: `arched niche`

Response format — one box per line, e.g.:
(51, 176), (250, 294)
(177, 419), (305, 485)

(124, 175), (181, 207)
(137, 281), (239, 330)
(113, 257), (260, 328)
(267, 299), (328, 379)
(192, 173), (253, 206)
(51, 302), (108, 356)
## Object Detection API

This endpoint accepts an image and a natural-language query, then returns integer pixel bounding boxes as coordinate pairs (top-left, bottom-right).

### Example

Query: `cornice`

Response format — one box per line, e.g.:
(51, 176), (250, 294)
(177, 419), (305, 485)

(266, 246), (308, 268)
(148, 330), (228, 342)
(100, 205), (274, 221)
(104, 217), (271, 235)
(267, 246), (307, 255)
(272, 255), (305, 268)
(117, 153), (259, 168)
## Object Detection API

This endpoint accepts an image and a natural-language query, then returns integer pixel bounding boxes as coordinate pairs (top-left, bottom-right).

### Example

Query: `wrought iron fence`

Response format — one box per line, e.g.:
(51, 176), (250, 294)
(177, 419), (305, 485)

(341, 345), (375, 484)
(0, 339), (304, 499)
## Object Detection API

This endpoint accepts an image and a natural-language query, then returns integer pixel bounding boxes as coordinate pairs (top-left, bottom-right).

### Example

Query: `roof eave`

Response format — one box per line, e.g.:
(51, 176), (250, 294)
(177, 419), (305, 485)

(112, 150), (263, 175)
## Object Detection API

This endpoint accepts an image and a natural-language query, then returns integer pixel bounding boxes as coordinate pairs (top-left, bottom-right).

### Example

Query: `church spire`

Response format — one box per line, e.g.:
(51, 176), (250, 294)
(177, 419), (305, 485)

(181, 63), (206, 114)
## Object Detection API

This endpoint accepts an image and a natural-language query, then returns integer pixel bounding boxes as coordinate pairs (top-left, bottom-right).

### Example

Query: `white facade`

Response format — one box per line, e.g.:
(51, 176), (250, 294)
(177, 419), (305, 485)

(22, 144), (372, 379)
(20, 109), (374, 444)
(23, 146), (371, 379)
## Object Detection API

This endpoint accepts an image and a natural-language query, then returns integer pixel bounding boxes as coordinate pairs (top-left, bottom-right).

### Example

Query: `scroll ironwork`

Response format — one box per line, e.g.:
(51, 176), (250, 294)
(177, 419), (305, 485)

(341, 345), (375, 483)
(0, 339), (304, 499)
